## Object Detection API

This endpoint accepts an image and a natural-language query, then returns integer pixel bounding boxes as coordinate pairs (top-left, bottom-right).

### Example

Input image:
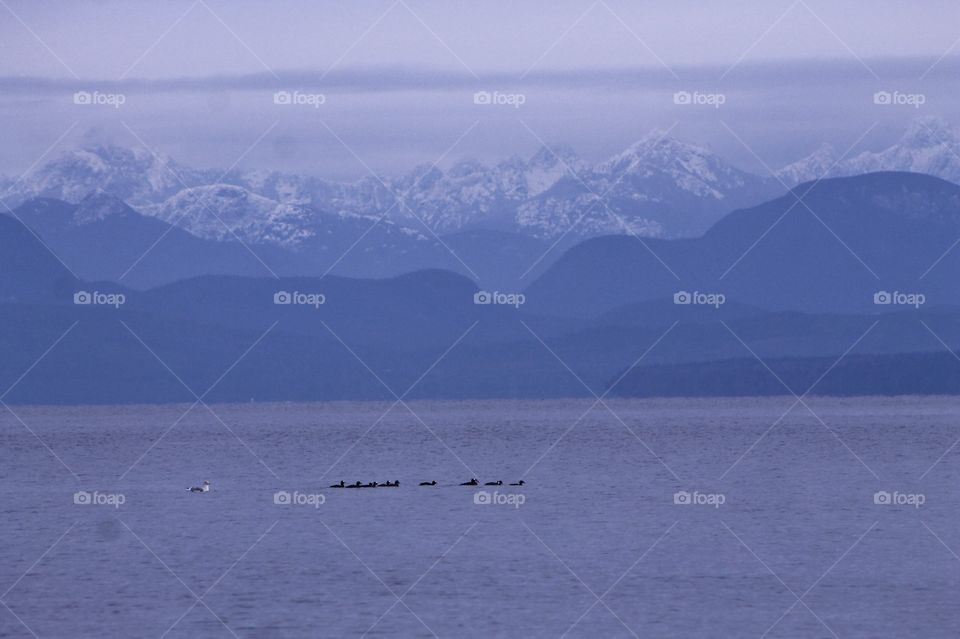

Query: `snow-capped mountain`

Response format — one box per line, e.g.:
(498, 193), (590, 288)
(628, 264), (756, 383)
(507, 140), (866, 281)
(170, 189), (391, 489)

(386, 160), (503, 232)
(14, 121), (956, 249)
(385, 159), (515, 233)
(8, 121), (959, 293)
(225, 168), (340, 209)
(518, 132), (782, 239)
(3, 145), (207, 206)
(144, 184), (422, 250)
(845, 117), (960, 181)
(2, 135), (779, 243)
(776, 143), (838, 186)
(597, 132), (755, 199)
(145, 185), (319, 246)
(779, 117), (960, 187)
(520, 145), (589, 197)
(312, 146), (591, 235)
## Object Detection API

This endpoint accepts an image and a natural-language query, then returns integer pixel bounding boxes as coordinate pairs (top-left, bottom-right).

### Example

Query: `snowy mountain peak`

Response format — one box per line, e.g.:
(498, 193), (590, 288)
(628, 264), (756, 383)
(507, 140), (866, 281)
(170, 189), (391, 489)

(808, 141), (836, 158)
(635, 129), (709, 153)
(899, 116), (957, 149)
(404, 163), (444, 186)
(60, 145), (182, 187)
(595, 132), (753, 202)
(604, 133), (713, 172)
(8, 144), (195, 206)
(145, 184), (318, 246)
(521, 145), (585, 196)
(846, 117), (960, 183)
(778, 118), (960, 187)
(78, 144), (164, 166)
(527, 144), (581, 169)
(777, 143), (838, 186)
(447, 158), (486, 178)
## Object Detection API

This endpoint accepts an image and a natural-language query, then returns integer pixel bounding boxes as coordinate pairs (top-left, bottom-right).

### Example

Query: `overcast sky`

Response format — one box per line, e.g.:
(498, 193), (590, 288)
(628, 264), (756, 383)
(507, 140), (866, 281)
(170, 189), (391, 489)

(1, 0), (959, 178)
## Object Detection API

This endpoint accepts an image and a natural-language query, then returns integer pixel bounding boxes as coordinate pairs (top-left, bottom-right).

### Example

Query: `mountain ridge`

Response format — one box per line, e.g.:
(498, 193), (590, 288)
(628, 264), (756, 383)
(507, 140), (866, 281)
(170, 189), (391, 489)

(2, 131), (786, 243)
(779, 117), (960, 186)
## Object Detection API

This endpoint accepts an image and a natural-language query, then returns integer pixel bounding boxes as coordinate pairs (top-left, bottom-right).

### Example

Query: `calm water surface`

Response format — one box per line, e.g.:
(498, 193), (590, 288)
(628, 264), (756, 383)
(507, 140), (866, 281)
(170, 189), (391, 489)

(1, 397), (958, 638)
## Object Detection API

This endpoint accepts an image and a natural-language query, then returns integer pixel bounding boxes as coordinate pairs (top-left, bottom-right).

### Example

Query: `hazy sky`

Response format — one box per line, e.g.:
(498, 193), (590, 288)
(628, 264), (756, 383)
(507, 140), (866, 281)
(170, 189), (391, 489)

(2, 0), (959, 178)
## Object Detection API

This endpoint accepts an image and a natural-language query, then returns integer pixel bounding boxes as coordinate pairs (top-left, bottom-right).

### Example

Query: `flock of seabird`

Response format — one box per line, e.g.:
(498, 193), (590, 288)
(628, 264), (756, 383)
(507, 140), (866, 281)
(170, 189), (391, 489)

(187, 479), (527, 492)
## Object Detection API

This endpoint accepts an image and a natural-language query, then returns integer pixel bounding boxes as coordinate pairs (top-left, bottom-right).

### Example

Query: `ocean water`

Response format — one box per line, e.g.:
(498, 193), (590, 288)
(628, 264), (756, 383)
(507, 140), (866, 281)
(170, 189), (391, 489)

(1, 396), (958, 638)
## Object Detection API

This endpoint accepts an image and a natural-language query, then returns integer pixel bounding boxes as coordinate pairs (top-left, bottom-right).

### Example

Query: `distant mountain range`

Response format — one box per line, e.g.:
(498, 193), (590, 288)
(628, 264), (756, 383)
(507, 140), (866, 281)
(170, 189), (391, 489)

(5, 119), (958, 253)
(5, 118), (958, 291)
(3, 169), (960, 402)
(2, 127), (789, 245)
(778, 117), (960, 186)
(6, 193), (555, 290)
(526, 171), (960, 317)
